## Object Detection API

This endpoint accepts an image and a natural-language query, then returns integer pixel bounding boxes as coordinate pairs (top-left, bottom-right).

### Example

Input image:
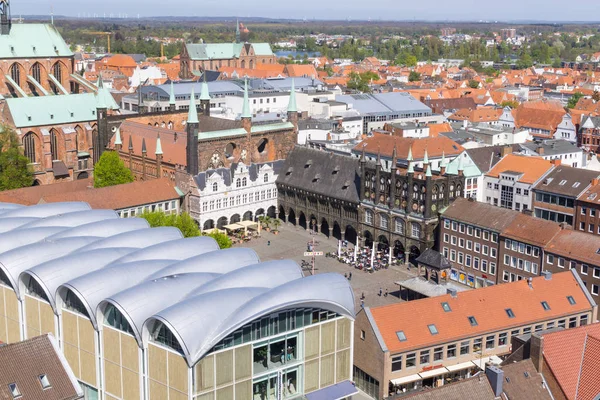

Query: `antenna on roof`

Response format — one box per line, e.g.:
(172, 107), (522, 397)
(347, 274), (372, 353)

(50, 4), (54, 25)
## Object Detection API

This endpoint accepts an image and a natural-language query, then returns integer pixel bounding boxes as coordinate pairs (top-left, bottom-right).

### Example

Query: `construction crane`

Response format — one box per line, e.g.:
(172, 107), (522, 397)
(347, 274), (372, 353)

(83, 31), (112, 53)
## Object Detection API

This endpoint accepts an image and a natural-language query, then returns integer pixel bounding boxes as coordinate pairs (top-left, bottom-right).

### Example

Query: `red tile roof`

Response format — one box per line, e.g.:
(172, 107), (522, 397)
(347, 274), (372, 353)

(485, 154), (554, 184)
(502, 213), (562, 248)
(354, 133), (464, 161)
(542, 323), (600, 400)
(0, 179), (93, 205)
(545, 229), (600, 267)
(368, 271), (592, 354)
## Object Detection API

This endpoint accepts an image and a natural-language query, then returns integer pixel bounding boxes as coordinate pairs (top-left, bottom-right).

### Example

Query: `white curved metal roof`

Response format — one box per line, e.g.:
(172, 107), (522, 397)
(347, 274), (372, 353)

(17, 209), (117, 229)
(0, 202), (91, 218)
(0, 227), (69, 254)
(0, 202), (23, 210)
(143, 273), (355, 367)
(115, 236), (219, 264)
(0, 217), (40, 233)
(146, 248), (260, 279)
(19, 247), (140, 308)
(46, 218), (149, 240)
(75, 227), (182, 252)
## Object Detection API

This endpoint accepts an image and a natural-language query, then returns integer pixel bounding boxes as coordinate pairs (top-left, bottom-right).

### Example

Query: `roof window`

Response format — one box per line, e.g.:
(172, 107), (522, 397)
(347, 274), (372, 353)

(559, 180), (567, 186)
(468, 316), (478, 326)
(428, 324), (438, 335)
(39, 374), (51, 389)
(567, 296), (576, 305)
(541, 301), (551, 311)
(8, 383), (21, 398)
(441, 302), (452, 312)
(505, 308), (515, 318)
(396, 331), (407, 342)
(572, 182), (580, 188)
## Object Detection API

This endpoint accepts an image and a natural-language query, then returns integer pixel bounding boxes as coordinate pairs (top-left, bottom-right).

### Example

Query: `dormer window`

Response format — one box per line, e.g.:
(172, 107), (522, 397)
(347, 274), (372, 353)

(8, 383), (21, 398)
(39, 374), (51, 389)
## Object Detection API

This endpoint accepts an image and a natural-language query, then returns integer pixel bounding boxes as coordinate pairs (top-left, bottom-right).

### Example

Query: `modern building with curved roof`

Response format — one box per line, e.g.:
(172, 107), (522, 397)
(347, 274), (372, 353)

(0, 202), (357, 400)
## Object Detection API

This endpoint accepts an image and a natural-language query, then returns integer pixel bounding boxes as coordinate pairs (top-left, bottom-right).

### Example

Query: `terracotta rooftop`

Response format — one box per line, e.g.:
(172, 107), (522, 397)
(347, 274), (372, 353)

(502, 213), (562, 248)
(448, 107), (502, 123)
(501, 359), (553, 400)
(0, 179), (93, 206)
(544, 229), (600, 267)
(354, 133), (464, 161)
(401, 375), (495, 400)
(442, 197), (519, 232)
(39, 178), (180, 211)
(367, 270), (592, 354)
(486, 154), (554, 185)
(542, 323), (600, 400)
(0, 334), (82, 400)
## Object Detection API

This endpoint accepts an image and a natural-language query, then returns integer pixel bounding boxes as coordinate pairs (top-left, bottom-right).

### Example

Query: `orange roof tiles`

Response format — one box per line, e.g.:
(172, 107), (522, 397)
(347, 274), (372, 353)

(354, 133), (464, 160)
(545, 229), (600, 267)
(369, 271), (592, 354)
(449, 107), (502, 123)
(427, 122), (453, 138)
(542, 323), (600, 400)
(485, 154), (554, 184)
(255, 63), (286, 74)
(284, 64), (318, 78)
(502, 213), (561, 248)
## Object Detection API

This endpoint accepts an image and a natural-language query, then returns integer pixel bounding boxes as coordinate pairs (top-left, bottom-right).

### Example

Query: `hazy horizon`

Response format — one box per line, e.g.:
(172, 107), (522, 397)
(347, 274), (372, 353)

(11, 0), (600, 23)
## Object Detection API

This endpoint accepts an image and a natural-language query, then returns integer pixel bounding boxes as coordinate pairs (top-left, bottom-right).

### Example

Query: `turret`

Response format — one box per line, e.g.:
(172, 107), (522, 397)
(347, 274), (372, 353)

(156, 134), (163, 178)
(114, 127), (122, 152)
(141, 138), (147, 180)
(128, 135), (133, 170)
(200, 74), (211, 116)
(186, 89), (199, 176)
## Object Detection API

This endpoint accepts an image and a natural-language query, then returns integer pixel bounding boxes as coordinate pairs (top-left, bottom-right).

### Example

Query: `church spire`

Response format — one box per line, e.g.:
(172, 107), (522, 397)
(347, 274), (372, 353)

(235, 18), (240, 43)
(169, 81), (175, 106)
(114, 127), (122, 147)
(1, 0), (11, 35)
(155, 134), (163, 155)
(187, 88), (199, 124)
(287, 78), (297, 113)
(241, 79), (251, 119)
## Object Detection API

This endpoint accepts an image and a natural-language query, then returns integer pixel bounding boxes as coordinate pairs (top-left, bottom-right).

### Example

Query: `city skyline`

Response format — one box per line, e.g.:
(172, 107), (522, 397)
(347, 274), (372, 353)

(11, 0), (600, 22)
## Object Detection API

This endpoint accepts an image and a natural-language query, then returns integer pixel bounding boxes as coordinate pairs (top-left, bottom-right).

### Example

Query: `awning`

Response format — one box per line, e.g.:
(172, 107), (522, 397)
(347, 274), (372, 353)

(52, 161), (70, 178)
(305, 380), (358, 400)
(223, 223), (244, 231)
(390, 373), (422, 386)
(471, 356), (491, 369)
(419, 367), (448, 379)
(238, 220), (258, 228)
(446, 361), (477, 372)
(488, 355), (502, 365)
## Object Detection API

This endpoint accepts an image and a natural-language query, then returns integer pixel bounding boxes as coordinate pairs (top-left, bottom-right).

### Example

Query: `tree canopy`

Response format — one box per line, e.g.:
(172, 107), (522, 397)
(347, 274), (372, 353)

(408, 71), (421, 82)
(139, 210), (201, 238)
(203, 230), (232, 249)
(0, 125), (33, 191)
(567, 92), (584, 109)
(93, 151), (134, 188)
(347, 71), (379, 93)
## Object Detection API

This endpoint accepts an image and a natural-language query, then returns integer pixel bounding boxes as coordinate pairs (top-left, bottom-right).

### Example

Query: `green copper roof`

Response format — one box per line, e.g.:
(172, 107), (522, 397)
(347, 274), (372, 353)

(251, 121), (294, 133)
(198, 122), (295, 141)
(0, 24), (73, 59)
(426, 164), (432, 177)
(440, 151), (447, 167)
(423, 148), (429, 164)
(199, 80), (210, 101)
(169, 81), (175, 105)
(407, 161), (414, 173)
(407, 146), (413, 162)
(241, 80), (251, 119)
(155, 134), (163, 155)
(5, 92), (114, 128)
(187, 88), (199, 124)
(185, 42), (273, 60)
(287, 78), (297, 113)
(114, 128), (122, 146)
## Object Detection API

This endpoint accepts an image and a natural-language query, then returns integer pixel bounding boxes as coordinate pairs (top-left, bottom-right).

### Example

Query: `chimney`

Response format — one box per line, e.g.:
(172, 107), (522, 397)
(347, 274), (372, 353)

(530, 333), (545, 373)
(446, 288), (458, 298)
(527, 277), (533, 289)
(485, 366), (504, 397)
(591, 177), (599, 186)
(462, 119), (468, 129)
(501, 145), (512, 157)
(537, 146), (544, 155)
(173, 132), (178, 143)
(541, 270), (552, 280)
(550, 158), (561, 166)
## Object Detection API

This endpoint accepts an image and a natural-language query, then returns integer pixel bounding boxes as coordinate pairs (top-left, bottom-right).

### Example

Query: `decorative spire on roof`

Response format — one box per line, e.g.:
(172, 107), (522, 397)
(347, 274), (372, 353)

(426, 164), (432, 177)
(423, 147), (429, 164)
(141, 137), (147, 154)
(96, 76), (103, 89)
(458, 153), (464, 171)
(392, 144), (397, 168)
(287, 78), (297, 113)
(200, 73), (210, 101)
(114, 127), (122, 146)
(376, 146), (381, 166)
(407, 145), (413, 162)
(155, 134), (163, 155)
(235, 18), (240, 43)
(128, 135), (133, 151)
(187, 88), (199, 124)
(440, 151), (447, 168)
(169, 81), (175, 105)
(408, 160), (414, 174)
(241, 79), (251, 119)
(360, 144), (366, 162)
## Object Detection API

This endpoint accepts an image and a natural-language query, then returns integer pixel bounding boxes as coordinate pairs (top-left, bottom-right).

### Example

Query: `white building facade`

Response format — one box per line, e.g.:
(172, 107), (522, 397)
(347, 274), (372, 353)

(484, 171), (540, 212)
(193, 161), (282, 230)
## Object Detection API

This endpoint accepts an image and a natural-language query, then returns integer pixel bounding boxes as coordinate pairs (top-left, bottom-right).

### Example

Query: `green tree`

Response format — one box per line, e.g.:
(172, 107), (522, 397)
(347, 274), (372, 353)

(93, 151), (134, 188)
(468, 79), (480, 89)
(516, 52), (533, 69)
(567, 92), (585, 109)
(0, 125), (34, 190)
(138, 211), (201, 238)
(500, 100), (520, 109)
(408, 71), (421, 82)
(203, 230), (232, 249)
(593, 91), (600, 102)
(347, 71), (379, 93)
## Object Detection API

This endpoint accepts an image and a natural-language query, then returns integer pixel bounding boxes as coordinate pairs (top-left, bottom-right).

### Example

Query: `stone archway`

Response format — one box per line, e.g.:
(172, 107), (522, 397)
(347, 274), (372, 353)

(345, 225), (357, 245)
(299, 212), (307, 230)
(230, 214), (241, 224)
(309, 214), (318, 232)
(278, 205), (286, 222)
(243, 211), (253, 221)
(363, 230), (374, 247)
(320, 218), (330, 237)
(332, 221), (342, 241)
(256, 208), (265, 220)
(77, 171), (89, 180)
(409, 245), (421, 264)
(217, 216), (228, 229)
(288, 208), (297, 226)
(267, 206), (276, 218)
(203, 220), (215, 230)
(394, 240), (405, 259)
(377, 235), (389, 252)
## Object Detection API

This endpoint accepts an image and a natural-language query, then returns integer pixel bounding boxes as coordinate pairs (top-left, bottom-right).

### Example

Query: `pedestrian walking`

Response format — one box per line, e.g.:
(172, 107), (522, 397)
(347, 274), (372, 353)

(361, 292), (365, 300)
(379, 287), (382, 297)
(360, 299), (364, 308)
(349, 272), (352, 280)
(344, 272), (348, 279)
(384, 289), (388, 297)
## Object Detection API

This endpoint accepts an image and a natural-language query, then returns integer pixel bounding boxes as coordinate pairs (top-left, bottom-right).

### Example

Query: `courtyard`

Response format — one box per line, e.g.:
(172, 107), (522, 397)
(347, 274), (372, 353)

(233, 222), (419, 310)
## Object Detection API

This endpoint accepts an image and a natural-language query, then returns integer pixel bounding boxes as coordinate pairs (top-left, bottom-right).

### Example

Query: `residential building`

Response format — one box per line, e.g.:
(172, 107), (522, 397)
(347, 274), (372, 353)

(579, 115), (600, 153)
(353, 270), (596, 399)
(298, 117), (363, 145)
(0, 202), (356, 400)
(519, 139), (585, 168)
(335, 92), (432, 134)
(484, 154), (556, 211)
(439, 198), (516, 288)
(532, 165), (599, 225)
(575, 181), (600, 237)
(501, 28), (517, 39)
(422, 97), (476, 115)
(0, 334), (84, 399)
(447, 107), (502, 125)
(450, 122), (530, 146)
(382, 122), (430, 139)
(192, 160), (282, 230)
(553, 114), (577, 142)
(0, 177), (182, 217)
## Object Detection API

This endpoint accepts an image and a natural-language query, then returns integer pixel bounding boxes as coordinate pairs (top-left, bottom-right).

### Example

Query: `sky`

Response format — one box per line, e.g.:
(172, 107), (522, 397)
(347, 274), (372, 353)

(11, 0), (600, 22)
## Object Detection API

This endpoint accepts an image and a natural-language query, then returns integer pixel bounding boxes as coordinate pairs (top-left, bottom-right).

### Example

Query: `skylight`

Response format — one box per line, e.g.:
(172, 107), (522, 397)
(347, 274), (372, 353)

(428, 324), (439, 335)
(572, 182), (580, 188)
(541, 301), (551, 311)
(8, 383), (20, 398)
(559, 180), (567, 186)
(39, 374), (50, 389)
(505, 308), (515, 318)
(468, 316), (478, 326)
(441, 302), (452, 312)
(567, 296), (576, 305)
(396, 331), (407, 342)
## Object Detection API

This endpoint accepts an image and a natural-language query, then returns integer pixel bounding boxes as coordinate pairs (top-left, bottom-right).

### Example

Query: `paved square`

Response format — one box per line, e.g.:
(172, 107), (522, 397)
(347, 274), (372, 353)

(233, 222), (418, 310)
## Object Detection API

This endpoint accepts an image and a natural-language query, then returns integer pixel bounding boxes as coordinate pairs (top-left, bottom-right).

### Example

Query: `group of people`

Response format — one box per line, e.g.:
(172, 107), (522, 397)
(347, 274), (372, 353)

(335, 244), (404, 272)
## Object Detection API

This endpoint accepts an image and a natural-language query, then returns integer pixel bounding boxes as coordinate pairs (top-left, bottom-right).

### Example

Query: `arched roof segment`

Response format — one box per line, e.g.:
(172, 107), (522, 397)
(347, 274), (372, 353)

(0, 227), (69, 254)
(17, 209), (117, 229)
(0, 236), (101, 296)
(115, 236), (219, 264)
(76, 227), (182, 252)
(146, 248), (259, 279)
(98, 272), (222, 344)
(0, 202), (91, 218)
(46, 218), (148, 240)
(0, 217), (41, 233)
(0, 202), (23, 211)
(19, 247), (138, 307)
